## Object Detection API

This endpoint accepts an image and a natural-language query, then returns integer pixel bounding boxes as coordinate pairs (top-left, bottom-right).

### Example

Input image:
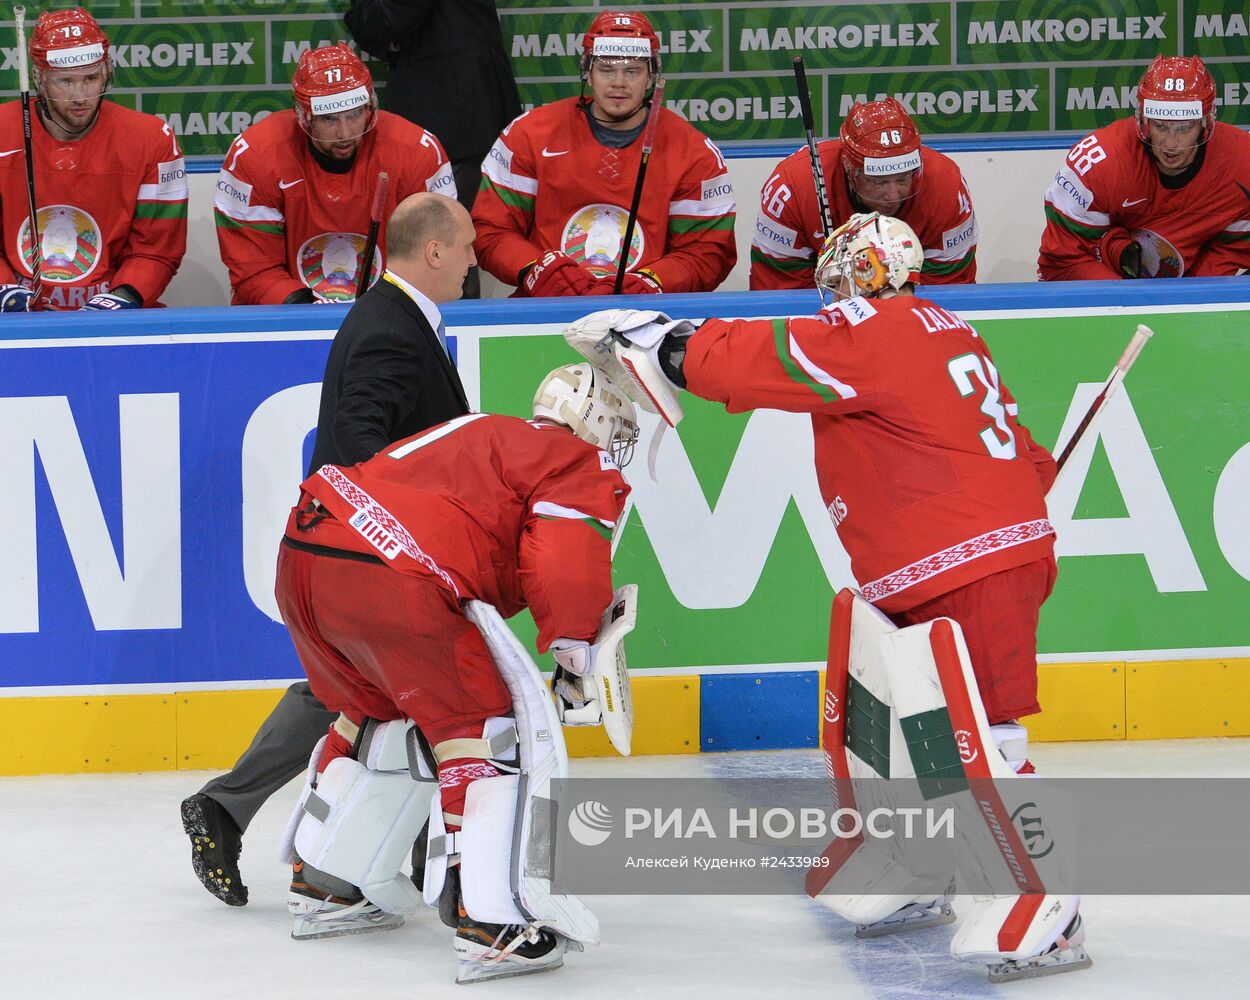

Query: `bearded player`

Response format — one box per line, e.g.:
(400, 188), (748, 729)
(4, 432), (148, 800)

(472, 9), (736, 296)
(214, 43), (457, 305)
(750, 98), (977, 290)
(0, 7), (187, 312)
(1040, 54), (1250, 279)
(563, 215), (1090, 981)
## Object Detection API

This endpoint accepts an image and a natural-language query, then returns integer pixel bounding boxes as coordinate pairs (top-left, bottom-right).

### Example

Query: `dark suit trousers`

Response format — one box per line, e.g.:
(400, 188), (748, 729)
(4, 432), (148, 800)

(198, 681), (336, 831)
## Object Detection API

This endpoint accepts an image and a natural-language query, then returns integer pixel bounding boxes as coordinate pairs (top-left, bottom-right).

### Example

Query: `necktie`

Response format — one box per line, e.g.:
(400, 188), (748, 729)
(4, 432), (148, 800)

(435, 320), (449, 356)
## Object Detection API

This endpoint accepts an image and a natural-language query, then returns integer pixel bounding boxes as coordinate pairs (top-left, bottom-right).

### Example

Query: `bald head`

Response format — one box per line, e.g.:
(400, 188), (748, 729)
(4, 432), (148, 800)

(384, 192), (477, 304)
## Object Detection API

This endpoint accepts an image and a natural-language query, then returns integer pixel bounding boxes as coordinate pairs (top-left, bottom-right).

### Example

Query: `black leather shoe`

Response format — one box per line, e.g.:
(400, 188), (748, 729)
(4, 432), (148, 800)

(181, 793), (247, 906)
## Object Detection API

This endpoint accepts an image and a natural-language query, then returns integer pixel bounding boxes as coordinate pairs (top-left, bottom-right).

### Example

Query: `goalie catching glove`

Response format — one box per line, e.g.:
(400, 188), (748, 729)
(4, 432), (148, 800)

(551, 584), (638, 756)
(563, 309), (696, 428)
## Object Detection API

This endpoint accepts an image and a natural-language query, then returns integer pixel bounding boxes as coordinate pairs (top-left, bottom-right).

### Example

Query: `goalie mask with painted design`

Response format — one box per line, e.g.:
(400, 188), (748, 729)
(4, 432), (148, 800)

(815, 213), (923, 305)
(533, 365), (640, 467)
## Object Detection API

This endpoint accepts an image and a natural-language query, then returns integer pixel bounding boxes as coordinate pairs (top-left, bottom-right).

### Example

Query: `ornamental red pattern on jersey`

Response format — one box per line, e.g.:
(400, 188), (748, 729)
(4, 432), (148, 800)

(750, 140), (977, 290)
(0, 100), (187, 308)
(214, 109), (455, 305)
(472, 97), (736, 293)
(682, 296), (1056, 613)
(300, 413), (630, 649)
(1039, 117), (1250, 280)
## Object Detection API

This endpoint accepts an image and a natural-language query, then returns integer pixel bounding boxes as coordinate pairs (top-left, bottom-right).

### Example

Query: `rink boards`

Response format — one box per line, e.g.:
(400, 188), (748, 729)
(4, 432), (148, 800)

(2, 281), (1249, 774)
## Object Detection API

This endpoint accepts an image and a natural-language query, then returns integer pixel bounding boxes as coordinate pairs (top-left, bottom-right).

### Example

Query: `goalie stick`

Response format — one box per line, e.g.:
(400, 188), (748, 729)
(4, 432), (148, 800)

(15, 5), (43, 310)
(357, 170), (389, 297)
(613, 79), (665, 295)
(1051, 323), (1153, 481)
(792, 56), (833, 238)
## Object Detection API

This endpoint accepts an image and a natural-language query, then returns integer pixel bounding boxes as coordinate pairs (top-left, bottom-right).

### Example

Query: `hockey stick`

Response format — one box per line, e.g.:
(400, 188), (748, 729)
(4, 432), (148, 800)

(15, 5), (43, 310)
(356, 170), (389, 297)
(792, 55), (833, 237)
(613, 78), (665, 295)
(1052, 323), (1153, 476)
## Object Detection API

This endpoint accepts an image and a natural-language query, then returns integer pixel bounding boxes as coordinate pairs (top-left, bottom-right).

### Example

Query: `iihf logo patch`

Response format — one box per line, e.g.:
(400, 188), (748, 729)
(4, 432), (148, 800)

(19, 205), (101, 282)
(955, 729), (979, 764)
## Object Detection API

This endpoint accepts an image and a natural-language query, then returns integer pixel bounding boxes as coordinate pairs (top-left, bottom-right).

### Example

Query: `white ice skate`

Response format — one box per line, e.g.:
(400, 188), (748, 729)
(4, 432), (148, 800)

(985, 912), (1092, 983)
(854, 881), (957, 938)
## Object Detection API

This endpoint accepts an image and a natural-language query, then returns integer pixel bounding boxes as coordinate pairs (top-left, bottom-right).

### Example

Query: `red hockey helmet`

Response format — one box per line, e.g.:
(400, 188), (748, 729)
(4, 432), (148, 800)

(580, 10), (661, 80)
(1135, 55), (1216, 142)
(292, 43), (377, 136)
(30, 7), (110, 73)
(840, 98), (923, 178)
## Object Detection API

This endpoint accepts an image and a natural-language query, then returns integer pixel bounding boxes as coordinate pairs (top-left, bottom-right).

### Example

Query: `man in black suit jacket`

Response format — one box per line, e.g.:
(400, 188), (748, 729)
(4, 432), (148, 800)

(345, 0), (521, 297)
(182, 192), (478, 908)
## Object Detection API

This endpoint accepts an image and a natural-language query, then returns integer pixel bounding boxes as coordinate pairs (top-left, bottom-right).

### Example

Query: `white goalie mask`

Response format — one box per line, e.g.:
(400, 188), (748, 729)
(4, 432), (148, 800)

(533, 365), (640, 468)
(815, 212), (924, 305)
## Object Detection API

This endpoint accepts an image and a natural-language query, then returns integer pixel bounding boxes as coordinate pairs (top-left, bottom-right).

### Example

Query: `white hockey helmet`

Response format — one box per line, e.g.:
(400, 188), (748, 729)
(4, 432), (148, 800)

(533, 364), (640, 467)
(815, 212), (924, 304)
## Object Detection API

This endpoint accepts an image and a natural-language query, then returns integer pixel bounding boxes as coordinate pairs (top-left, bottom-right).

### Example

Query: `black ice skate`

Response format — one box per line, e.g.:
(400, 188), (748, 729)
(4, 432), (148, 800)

(287, 859), (404, 940)
(453, 895), (577, 985)
(180, 793), (247, 906)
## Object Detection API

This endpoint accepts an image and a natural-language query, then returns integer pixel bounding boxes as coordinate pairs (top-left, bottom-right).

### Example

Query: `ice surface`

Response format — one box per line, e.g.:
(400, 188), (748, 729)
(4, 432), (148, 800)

(4, 740), (1248, 999)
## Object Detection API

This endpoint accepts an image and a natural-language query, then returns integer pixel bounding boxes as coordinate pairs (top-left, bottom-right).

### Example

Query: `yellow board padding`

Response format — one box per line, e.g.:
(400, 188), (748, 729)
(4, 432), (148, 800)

(177, 687), (287, 771)
(1031, 661), (1126, 742)
(1126, 658), (1250, 740)
(565, 674), (701, 758)
(0, 694), (177, 775)
(815, 662), (1127, 747)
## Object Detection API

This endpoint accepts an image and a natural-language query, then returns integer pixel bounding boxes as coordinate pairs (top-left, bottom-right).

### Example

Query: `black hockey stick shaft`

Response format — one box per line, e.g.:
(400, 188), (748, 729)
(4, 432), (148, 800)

(614, 79), (665, 295)
(15, 5), (43, 310)
(1054, 324), (1153, 474)
(793, 56), (833, 237)
(357, 170), (389, 297)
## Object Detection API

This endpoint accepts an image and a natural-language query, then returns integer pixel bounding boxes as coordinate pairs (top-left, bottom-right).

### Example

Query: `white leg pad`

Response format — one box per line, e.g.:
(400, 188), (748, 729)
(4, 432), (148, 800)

(951, 893), (1081, 962)
(465, 600), (600, 945)
(421, 788), (449, 908)
(278, 734), (328, 865)
(292, 756), (435, 916)
(458, 772), (528, 925)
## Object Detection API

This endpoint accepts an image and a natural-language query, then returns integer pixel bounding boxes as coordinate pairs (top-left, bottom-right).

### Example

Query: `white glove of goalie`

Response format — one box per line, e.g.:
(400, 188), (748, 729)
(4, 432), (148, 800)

(563, 309), (697, 428)
(550, 585), (638, 756)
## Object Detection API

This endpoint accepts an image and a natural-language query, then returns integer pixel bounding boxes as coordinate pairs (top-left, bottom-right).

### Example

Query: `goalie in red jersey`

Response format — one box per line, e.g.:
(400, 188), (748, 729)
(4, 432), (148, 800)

(0, 7), (187, 312)
(472, 10), (736, 297)
(1040, 54), (1250, 279)
(750, 98), (978, 290)
(562, 215), (1091, 982)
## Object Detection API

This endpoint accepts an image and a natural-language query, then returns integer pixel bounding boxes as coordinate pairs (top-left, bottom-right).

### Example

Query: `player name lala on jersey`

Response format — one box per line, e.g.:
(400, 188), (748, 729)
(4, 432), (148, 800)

(683, 295), (1054, 613)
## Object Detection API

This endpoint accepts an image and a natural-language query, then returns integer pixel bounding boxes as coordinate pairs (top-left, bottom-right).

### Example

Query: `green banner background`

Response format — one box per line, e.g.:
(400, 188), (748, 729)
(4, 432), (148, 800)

(0, 2), (1246, 153)
(473, 310), (1250, 668)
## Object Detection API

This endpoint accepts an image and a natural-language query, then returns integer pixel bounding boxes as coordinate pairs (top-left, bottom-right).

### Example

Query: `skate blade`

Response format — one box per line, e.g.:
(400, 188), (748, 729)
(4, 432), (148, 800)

(855, 904), (956, 939)
(988, 946), (1092, 983)
(291, 913), (403, 941)
(455, 954), (564, 985)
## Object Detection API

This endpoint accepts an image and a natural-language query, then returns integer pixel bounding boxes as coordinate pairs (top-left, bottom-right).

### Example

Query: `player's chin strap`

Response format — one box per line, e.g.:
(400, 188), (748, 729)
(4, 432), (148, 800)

(563, 308), (696, 480)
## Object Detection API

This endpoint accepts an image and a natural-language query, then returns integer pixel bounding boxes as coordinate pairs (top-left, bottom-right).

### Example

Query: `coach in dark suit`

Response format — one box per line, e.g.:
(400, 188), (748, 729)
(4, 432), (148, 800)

(345, 0), (520, 297)
(182, 192), (477, 907)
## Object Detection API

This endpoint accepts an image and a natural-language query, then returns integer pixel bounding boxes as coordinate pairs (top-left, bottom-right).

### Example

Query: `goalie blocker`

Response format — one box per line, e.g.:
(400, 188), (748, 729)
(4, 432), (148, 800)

(808, 588), (1091, 984)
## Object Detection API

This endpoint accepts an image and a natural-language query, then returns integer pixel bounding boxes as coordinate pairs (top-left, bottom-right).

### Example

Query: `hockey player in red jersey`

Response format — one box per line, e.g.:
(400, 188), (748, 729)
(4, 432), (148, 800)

(275, 365), (636, 982)
(0, 8), (187, 312)
(214, 43), (457, 305)
(472, 10), (736, 296)
(750, 99), (977, 290)
(564, 215), (1088, 981)
(1039, 55), (1250, 280)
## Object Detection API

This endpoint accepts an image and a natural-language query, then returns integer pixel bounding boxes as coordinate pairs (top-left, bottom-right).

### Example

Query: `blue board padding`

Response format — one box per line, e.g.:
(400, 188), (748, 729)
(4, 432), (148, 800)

(700, 671), (819, 752)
